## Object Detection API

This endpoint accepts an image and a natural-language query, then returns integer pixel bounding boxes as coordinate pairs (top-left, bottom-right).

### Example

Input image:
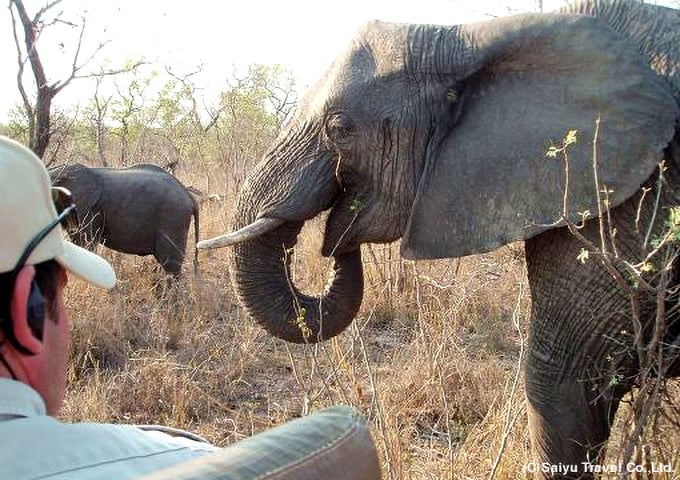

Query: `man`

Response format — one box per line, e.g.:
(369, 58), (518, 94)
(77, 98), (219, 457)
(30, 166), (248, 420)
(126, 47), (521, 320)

(0, 136), (219, 479)
(0, 135), (382, 480)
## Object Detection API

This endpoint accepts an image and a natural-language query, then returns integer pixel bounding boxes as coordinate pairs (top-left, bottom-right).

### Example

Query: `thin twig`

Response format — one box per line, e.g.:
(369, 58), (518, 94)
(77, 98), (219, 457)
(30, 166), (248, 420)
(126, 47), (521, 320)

(488, 281), (526, 480)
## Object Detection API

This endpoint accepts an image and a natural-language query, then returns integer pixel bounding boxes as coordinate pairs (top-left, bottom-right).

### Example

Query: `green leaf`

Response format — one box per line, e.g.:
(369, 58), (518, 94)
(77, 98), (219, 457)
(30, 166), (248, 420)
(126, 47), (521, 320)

(577, 248), (589, 264)
(639, 262), (655, 273)
(545, 146), (559, 158)
(564, 129), (578, 146)
(578, 210), (591, 222)
(349, 198), (365, 213)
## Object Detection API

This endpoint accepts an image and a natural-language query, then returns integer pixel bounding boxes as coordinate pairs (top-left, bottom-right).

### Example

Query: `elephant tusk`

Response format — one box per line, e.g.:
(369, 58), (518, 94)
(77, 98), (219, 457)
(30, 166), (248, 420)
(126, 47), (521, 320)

(197, 217), (285, 250)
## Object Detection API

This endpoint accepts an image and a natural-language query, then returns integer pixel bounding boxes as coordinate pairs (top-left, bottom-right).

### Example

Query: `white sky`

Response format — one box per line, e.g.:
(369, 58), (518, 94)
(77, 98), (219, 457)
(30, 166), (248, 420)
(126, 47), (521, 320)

(0, 0), (674, 122)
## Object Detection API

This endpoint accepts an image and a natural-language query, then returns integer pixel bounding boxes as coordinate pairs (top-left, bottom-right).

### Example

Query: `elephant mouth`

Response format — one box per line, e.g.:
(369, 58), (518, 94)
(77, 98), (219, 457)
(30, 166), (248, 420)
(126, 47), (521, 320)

(321, 196), (407, 257)
(321, 209), (360, 257)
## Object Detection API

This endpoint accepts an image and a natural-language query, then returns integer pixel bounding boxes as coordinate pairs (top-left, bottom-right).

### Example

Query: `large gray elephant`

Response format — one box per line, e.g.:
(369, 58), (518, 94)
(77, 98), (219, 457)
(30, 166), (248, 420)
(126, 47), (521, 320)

(51, 163), (200, 277)
(198, 0), (679, 477)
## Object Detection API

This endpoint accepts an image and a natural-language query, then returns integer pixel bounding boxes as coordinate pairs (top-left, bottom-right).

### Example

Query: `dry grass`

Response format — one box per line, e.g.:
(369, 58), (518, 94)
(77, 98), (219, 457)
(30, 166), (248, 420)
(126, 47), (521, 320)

(59, 169), (679, 480)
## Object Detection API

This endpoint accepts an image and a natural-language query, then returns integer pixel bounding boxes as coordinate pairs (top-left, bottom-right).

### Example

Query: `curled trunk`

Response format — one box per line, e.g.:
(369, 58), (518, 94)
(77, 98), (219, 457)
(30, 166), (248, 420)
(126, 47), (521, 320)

(228, 221), (364, 343)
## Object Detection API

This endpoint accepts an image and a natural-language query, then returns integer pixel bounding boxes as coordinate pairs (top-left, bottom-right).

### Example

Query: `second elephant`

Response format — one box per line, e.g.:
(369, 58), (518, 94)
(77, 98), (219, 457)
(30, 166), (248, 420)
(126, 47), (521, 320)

(50, 163), (200, 277)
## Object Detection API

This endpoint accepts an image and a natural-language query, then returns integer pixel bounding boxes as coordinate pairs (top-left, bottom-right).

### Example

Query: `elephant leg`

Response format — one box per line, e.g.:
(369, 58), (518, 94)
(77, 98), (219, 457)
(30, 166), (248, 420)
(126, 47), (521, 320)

(525, 380), (622, 478)
(663, 262), (680, 377)
(154, 232), (186, 278)
(524, 227), (643, 478)
(525, 350), (628, 479)
(523, 149), (680, 478)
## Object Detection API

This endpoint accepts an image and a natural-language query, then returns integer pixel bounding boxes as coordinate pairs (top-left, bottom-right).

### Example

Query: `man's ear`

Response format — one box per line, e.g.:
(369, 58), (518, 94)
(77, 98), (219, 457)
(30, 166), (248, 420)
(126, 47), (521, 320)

(10, 266), (43, 355)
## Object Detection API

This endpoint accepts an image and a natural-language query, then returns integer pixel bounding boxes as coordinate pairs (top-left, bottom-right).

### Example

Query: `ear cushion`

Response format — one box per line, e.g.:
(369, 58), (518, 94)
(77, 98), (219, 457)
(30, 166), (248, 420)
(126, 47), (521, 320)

(26, 281), (45, 341)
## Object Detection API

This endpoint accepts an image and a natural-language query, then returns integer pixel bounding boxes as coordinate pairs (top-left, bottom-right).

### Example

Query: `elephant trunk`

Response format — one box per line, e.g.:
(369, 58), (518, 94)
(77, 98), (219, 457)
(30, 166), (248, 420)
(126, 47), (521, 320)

(228, 220), (364, 343)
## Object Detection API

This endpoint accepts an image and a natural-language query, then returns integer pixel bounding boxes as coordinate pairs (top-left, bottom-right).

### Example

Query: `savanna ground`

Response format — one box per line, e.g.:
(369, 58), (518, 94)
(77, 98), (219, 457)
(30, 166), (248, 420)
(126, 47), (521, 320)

(60, 164), (679, 480)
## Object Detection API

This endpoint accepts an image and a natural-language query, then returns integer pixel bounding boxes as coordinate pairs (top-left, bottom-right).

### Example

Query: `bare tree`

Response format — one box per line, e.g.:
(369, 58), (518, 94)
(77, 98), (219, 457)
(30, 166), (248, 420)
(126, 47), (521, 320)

(9, 0), (143, 158)
(88, 74), (113, 166)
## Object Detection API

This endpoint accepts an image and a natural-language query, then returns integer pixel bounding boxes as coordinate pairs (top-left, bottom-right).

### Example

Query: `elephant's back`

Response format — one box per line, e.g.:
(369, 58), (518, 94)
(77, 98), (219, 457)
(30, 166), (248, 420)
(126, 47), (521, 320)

(102, 166), (193, 209)
(98, 166), (194, 254)
(562, 0), (680, 94)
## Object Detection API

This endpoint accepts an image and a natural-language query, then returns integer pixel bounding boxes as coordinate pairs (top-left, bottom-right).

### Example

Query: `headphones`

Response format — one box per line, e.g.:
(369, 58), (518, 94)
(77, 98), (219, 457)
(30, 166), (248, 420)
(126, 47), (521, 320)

(0, 278), (46, 355)
(26, 281), (46, 341)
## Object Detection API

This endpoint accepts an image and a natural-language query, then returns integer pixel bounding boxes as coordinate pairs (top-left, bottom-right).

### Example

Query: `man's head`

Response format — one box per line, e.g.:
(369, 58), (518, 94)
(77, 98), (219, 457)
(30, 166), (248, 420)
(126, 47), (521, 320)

(0, 136), (115, 414)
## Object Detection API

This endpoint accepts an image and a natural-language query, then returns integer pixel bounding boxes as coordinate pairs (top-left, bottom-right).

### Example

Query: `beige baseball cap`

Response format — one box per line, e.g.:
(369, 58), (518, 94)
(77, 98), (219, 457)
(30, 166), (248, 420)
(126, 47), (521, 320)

(0, 135), (116, 289)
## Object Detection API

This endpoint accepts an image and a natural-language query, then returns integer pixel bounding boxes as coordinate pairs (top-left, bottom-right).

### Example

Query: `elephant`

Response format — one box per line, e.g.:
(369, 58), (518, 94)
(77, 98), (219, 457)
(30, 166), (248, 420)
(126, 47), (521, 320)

(198, 0), (679, 477)
(50, 163), (200, 277)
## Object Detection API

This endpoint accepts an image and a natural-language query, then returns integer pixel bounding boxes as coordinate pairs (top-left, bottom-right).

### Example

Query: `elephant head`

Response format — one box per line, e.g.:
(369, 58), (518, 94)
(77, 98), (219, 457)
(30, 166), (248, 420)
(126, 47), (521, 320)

(49, 164), (103, 242)
(199, 4), (679, 344)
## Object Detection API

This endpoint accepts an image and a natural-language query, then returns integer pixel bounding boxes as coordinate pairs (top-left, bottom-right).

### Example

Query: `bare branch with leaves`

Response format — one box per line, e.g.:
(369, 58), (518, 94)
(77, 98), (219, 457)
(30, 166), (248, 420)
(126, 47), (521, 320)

(547, 124), (680, 474)
(8, 0), (145, 158)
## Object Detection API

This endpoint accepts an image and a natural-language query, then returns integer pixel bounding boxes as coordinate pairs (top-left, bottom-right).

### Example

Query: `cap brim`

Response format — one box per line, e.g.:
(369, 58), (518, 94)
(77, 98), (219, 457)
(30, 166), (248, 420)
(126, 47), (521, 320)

(55, 242), (116, 290)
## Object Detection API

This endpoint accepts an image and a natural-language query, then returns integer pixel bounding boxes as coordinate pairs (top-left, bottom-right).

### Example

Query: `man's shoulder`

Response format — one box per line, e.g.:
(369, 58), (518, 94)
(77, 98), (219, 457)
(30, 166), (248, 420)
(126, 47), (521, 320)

(0, 416), (216, 479)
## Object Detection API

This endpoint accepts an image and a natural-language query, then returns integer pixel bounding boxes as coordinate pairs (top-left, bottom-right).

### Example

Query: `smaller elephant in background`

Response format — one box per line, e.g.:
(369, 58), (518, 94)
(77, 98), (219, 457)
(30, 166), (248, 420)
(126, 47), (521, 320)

(50, 163), (200, 277)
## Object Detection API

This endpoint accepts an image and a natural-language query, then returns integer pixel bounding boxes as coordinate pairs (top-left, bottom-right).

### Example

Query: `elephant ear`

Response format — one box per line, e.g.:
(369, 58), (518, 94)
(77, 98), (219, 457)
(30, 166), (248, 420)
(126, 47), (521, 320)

(401, 13), (678, 260)
(54, 163), (102, 222)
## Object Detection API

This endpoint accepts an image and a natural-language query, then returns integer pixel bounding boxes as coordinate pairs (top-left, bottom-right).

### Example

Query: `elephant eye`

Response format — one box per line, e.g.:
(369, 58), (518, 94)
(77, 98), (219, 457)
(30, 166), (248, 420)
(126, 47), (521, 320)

(325, 112), (355, 145)
(445, 86), (458, 103)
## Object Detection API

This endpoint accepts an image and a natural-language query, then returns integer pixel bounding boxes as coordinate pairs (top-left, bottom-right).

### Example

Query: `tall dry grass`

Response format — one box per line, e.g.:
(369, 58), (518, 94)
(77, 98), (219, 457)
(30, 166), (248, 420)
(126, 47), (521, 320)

(59, 165), (679, 479)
